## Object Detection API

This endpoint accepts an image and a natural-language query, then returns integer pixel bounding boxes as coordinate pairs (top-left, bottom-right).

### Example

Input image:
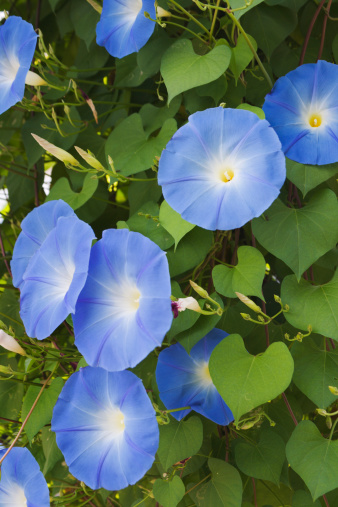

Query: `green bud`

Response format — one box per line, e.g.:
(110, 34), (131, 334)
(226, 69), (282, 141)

(235, 292), (261, 313)
(240, 313), (251, 321)
(274, 295), (281, 304)
(326, 416), (332, 430)
(31, 134), (80, 166)
(189, 280), (209, 299)
(328, 386), (338, 396)
(75, 146), (105, 171)
(316, 408), (327, 417)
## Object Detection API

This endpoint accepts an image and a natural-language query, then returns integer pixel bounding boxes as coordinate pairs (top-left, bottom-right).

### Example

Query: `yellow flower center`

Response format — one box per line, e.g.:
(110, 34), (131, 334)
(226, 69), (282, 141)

(219, 168), (234, 183)
(309, 114), (322, 128)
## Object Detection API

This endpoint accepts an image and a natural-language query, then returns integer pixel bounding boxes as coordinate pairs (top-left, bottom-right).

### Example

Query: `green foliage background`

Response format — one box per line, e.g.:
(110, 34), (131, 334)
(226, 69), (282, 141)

(0, 0), (338, 505)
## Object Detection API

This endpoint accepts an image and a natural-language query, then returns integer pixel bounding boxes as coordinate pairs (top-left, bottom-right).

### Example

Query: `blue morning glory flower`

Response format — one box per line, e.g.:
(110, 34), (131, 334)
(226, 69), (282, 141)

(11, 200), (75, 289)
(73, 228), (172, 371)
(0, 447), (50, 506)
(16, 204), (95, 340)
(52, 367), (159, 491)
(0, 16), (38, 115)
(263, 60), (338, 165)
(158, 107), (286, 231)
(156, 329), (234, 425)
(96, 0), (156, 59)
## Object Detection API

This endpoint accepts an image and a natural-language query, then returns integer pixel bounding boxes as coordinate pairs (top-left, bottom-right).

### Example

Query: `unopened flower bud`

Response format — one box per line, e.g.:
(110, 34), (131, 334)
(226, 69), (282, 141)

(316, 408), (327, 417)
(75, 147), (105, 171)
(189, 281), (209, 299)
(0, 330), (26, 356)
(25, 70), (47, 87)
(177, 297), (201, 313)
(329, 386), (338, 396)
(156, 5), (171, 17)
(235, 292), (261, 313)
(274, 295), (281, 304)
(326, 416), (332, 430)
(240, 313), (251, 321)
(31, 134), (80, 166)
(238, 420), (256, 430)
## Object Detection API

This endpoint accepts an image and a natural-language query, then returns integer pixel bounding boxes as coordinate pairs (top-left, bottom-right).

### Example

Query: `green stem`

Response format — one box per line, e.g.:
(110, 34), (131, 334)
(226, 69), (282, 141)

(209, 0), (221, 42)
(225, 10), (273, 89)
(329, 417), (338, 440)
(169, 0), (214, 40)
(163, 20), (208, 44)
(164, 406), (191, 413)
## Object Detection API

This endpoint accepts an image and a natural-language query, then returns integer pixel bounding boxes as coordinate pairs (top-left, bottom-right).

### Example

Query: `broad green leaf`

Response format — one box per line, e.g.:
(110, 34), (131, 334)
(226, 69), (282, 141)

(209, 334), (294, 423)
(153, 476), (185, 507)
(167, 228), (213, 277)
(161, 39), (231, 103)
(41, 427), (63, 475)
(252, 189), (338, 280)
(229, 0), (264, 19)
(46, 173), (98, 210)
(242, 5), (297, 59)
(189, 458), (242, 507)
(230, 34), (257, 80)
(157, 416), (203, 470)
(0, 291), (24, 337)
(291, 337), (338, 408)
(292, 490), (321, 507)
(126, 201), (174, 251)
(281, 272), (338, 341)
(105, 114), (176, 176)
(0, 380), (24, 420)
(212, 246), (266, 299)
(286, 159), (338, 197)
(70, 0), (100, 49)
(234, 429), (285, 484)
(236, 103), (265, 119)
(137, 33), (173, 78)
(159, 201), (195, 250)
(286, 420), (338, 500)
(255, 480), (293, 506)
(139, 96), (182, 136)
(22, 377), (64, 442)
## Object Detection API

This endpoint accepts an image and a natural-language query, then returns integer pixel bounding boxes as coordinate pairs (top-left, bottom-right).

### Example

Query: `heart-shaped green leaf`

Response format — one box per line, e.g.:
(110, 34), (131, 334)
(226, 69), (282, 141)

(159, 200), (195, 250)
(189, 458), (242, 507)
(252, 189), (338, 280)
(161, 39), (231, 103)
(46, 173), (98, 210)
(212, 246), (266, 300)
(230, 34), (257, 80)
(153, 476), (185, 507)
(286, 421), (338, 500)
(157, 416), (203, 470)
(292, 490), (321, 507)
(286, 158), (338, 197)
(209, 334), (294, 423)
(281, 272), (338, 341)
(291, 337), (338, 408)
(234, 429), (286, 484)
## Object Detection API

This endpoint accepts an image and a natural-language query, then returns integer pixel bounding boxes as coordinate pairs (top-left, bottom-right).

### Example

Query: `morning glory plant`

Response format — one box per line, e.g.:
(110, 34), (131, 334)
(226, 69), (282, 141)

(0, 447), (50, 506)
(11, 200), (95, 340)
(73, 228), (172, 371)
(0, 16), (45, 116)
(52, 367), (159, 491)
(156, 329), (234, 425)
(263, 60), (338, 165)
(158, 107), (286, 231)
(96, 0), (156, 59)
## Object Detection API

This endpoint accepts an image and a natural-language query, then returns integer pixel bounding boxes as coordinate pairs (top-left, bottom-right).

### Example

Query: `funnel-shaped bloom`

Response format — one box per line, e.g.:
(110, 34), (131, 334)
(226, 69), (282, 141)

(11, 200), (75, 288)
(19, 211), (95, 340)
(52, 367), (159, 491)
(73, 229), (172, 371)
(263, 61), (338, 165)
(0, 16), (38, 115)
(158, 107), (286, 231)
(96, 0), (156, 59)
(156, 329), (234, 425)
(0, 447), (50, 506)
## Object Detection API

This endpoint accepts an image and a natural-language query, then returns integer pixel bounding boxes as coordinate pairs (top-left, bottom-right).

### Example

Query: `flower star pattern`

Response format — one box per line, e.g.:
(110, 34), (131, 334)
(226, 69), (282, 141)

(52, 367), (159, 491)
(156, 328), (234, 425)
(73, 228), (172, 371)
(0, 447), (50, 506)
(263, 60), (338, 165)
(158, 107), (286, 231)
(96, 0), (156, 59)
(0, 16), (38, 115)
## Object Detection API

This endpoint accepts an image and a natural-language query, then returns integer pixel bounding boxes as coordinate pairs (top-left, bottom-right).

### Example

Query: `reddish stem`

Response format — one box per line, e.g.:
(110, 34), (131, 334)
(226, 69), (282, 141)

(252, 478), (258, 507)
(323, 494), (330, 507)
(317, 0), (332, 61)
(0, 230), (12, 278)
(299, 0), (327, 65)
(282, 392), (298, 426)
(231, 228), (240, 265)
(261, 300), (270, 347)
